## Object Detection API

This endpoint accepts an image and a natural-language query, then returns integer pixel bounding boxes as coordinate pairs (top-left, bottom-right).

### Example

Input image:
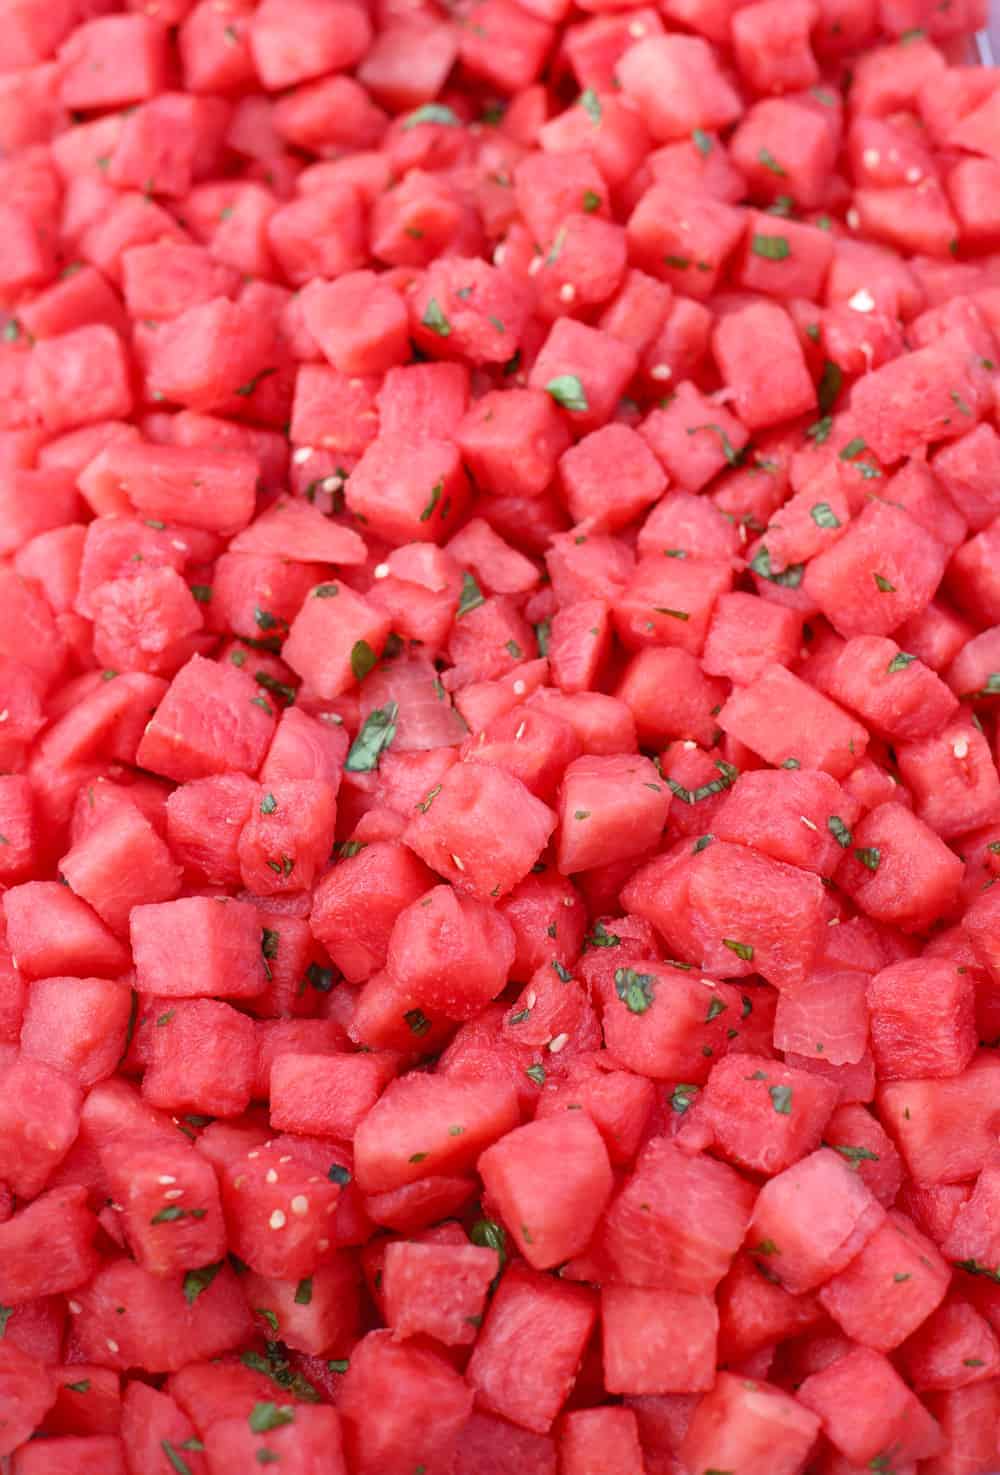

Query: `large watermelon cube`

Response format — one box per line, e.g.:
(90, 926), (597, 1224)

(698, 1054), (839, 1176)
(868, 958), (976, 1080)
(136, 653), (276, 783)
(382, 1240), (499, 1346)
(680, 1373), (820, 1475)
(601, 1285), (717, 1395)
(131, 895), (269, 999)
(0, 1186), (97, 1305)
(339, 1330), (473, 1475)
(798, 1345), (944, 1466)
(718, 663), (868, 779)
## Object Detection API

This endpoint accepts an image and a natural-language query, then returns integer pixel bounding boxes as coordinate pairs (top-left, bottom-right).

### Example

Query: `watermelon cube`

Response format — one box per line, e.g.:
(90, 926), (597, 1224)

(403, 761), (555, 901)
(558, 425), (666, 532)
(852, 337), (992, 463)
(339, 1330), (473, 1475)
(220, 1141), (343, 1280)
(617, 646), (727, 749)
(102, 1134), (225, 1275)
(773, 970), (870, 1067)
(804, 501), (948, 639)
(600, 960), (744, 1084)
(311, 840), (432, 984)
(699, 1054), (839, 1176)
(301, 270), (408, 377)
(241, 1253), (360, 1357)
(713, 299), (816, 430)
(617, 34), (741, 140)
(237, 778), (337, 897)
(612, 553), (733, 656)
(20, 975), (133, 1088)
(533, 1059), (654, 1167)
(3, 881), (129, 980)
(747, 1145), (883, 1296)
(625, 839), (828, 991)
(346, 434), (469, 547)
(0, 1343), (56, 1457)
(556, 754), (669, 875)
(73, 1258), (251, 1374)
(143, 998), (256, 1118)
(825, 635), (959, 742)
(137, 654), (276, 783)
(601, 1137), (755, 1293)
(601, 1285), (717, 1394)
(382, 1240), (499, 1345)
(719, 663), (868, 779)
(527, 318), (638, 436)
(817, 1209), (951, 1350)
(879, 1054), (1000, 1185)
(933, 422), (1000, 532)
(165, 773), (258, 888)
(467, 1265), (596, 1433)
(0, 1186), (97, 1305)
(561, 1408), (645, 1475)
(269, 1047), (387, 1142)
(44, 1365), (121, 1439)
(838, 801), (963, 933)
(204, 1406), (347, 1475)
(131, 896), (268, 1000)
(384, 884), (515, 1020)
(353, 1073), (520, 1193)
(702, 591), (802, 686)
(941, 1159), (1000, 1273)
(628, 185), (744, 299)
(479, 1112), (613, 1270)
(639, 381), (750, 493)
(0, 1056), (81, 1199)
(716, 1254), (824, 1364)
(457, 388), (570, 500)
(868, 958), (976, 1081)
(27, 324), (132, 435)
(797, 1345), (944, 1466)
(921, 1382), (1000, 1475)
(282, 580), (392, 701)
(896, 716), (1000, 839)
(680, 1373), (820, 1475)
(713, 768), (862, 878)
(60, 804), (182, 936)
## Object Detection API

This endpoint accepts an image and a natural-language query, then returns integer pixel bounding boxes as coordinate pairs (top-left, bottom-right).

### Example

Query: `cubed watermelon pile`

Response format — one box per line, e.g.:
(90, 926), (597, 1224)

(6, 0), (1000, 1472)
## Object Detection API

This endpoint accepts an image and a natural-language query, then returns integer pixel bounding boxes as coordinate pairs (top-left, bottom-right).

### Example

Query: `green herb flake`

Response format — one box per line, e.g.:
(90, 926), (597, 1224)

(900, 25), (925, 40)
(505, 639), (523, 659)
(692, 128), (713, 156)
(748, 545), (804, 589)
(457, 570), (485, 618)
(256, 1454), (280, 1468)
(828, 815), (852, 848)
(579, 88), (602, 123)
(328, 1360), (349, 1373)
(551, 959), (572, 982)
(654, 606), (690, 621)
(403, 103), (461, 129)
(753, 1239), (780, 1256)
(807, 414), (833, 444)
(313, 583), (339, 598)
(190, 584), (212, 604)
(768, 195), (795, 218)
(751, 233), (790, 261)
(416, 785), (442, 814)
(782, 758), (800, 769)
(545, 374), (588, 412)
(854, 846), (881, 871)
(534, 618), (551, 656)
(686, 422), (745, 467)
(162, 1441), (196, 1475)
(723, 938), (754, 962)
(670, 1083), (699, 1114)
(873, 573), (895, 593)
(404, 1008), (431, 1036)
(757, 148), (787, 176)
(525, 1063), (546, 1085)
(421, 298), (451, 337)
(817, 360), (844, 414)
(584, 921), (621, 950)
(769, 1084), (793, 1115)
(664, 254), (692, 270)
(350, 640), (376, 682)
(831, 1143), (879, 1165)
(951, 389), (973, 416)
(294, 1277), (313, 1306)
(706, 995), (728, 1022)
(328, 1163), (351, 1185)
(582, 189), (601, 212)
(183, 1261), (224, 1306)
(470, 1219), (507, 1267)
(888, 652), (917, 673)
(419, 481), (443, 522)
(693, 833), (714, 853)
(234, 367), (277, 398)
(810, 501), (841, 529)
(249, 1403), (296, 1434)
(964, 1357), (986, 1366)
(260, 792), (278, 816)
(150, 1205), (186, 1225)
(345, 702), (399, 773)
(614, 967), (656, 1014)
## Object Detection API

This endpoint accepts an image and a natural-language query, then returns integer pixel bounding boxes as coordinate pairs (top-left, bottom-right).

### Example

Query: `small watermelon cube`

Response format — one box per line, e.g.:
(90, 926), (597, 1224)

(204, 1405), (348, 1475)
(527, 318), (638, 435)
(3, 881), (130, 980)
(385, 884), (516, 1020)
(466, 1264), (597, 1433)
(797, 1345), (944, 1466)
(559, 424), (666, 532)
(221, 1141), (343, 1280)
(142, 998), (256, 1118)
(131, 896), (269, 1000)
(699, 1054), (839, 1176)
(479, 1112), (613, 1270)
(311, 840), (433, 984)
(746, 1147), (885, 1293)
(457, 387), (570, 499)
(0, 1056), (81, 1199)
(20, 975), (133, 1089)
(339, 1330), (473, 1474)
(346, 433), (470, 547)
(713, 299), (816, 430)
(878, 1055), (1000, 1186)
(713, 768), (862, 878)
(282, 579), (392, 701)
(681, 1373), (820, 1475)
(602, 1285), (717, 1395)
(702, 590), (802, 686)
(896, 715), (1000, 839)
(825, 634), (959, 741)
(639, 381), (750, 492)
(136, 654), (276, 783)
(60, 804), (183, 936)
(627, 184), (745, 298)
(556, 753), (669, 875)
(868, 958), (976, 1081)
(718, 663), (868, 779)
(301, 270), (408, 377)
(941, 1158), (1000, 1274)
(601, 1137), (755, 1293)
(382, 1240), (499, 1345)
(353, 1073), (520, 1193)
(101, 1140), (225, 1278)
(612, 553), (733, 656)
(817, 1209), (951, 1351)
(851, 336), (992, 462)
(804, 501), (947, 640)
(241, 1253), (361, 1357)
(617, 34), (741, 140)
(403, 761), (556, 901)
(238, 777), (337, 896)
(561, 1408), (645, 1475)
(73, 1257), (251, 1374)
(600, 960), (744, 1084)
(0, 1186), (97, 1305)
(838, 801), (963, 933)
(0, 1343), (56, 1457)
(269, 1052), (389, 1141)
